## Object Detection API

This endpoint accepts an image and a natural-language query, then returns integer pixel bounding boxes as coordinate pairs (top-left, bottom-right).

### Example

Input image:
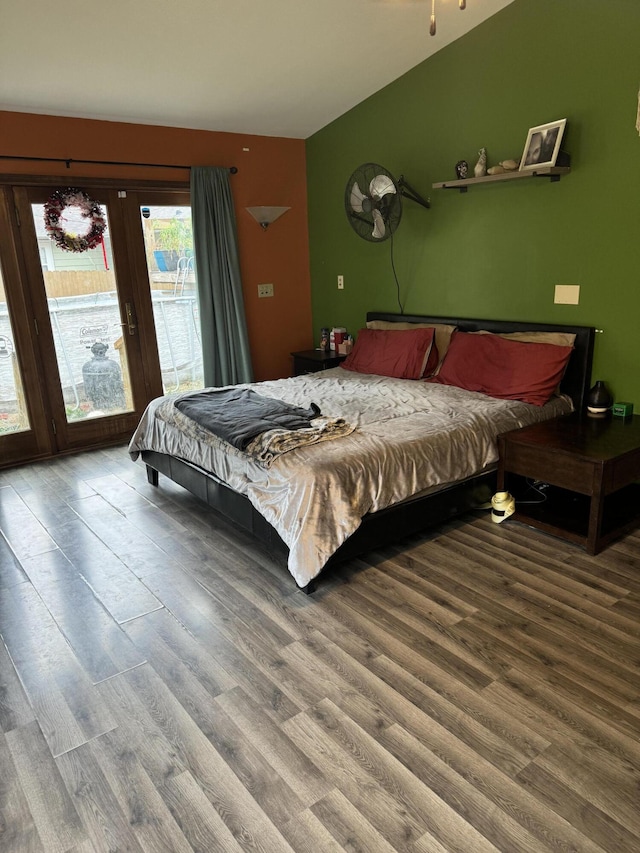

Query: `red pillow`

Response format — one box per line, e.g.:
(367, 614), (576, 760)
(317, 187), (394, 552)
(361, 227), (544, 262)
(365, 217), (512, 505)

(426, 331), (573, 406)
(341, 327), (437, 380)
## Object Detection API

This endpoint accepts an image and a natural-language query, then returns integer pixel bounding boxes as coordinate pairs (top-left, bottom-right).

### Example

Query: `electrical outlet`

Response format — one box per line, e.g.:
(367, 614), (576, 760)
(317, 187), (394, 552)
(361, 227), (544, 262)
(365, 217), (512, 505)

(257, 283), (274, 298)
(337, 275), (344, 290)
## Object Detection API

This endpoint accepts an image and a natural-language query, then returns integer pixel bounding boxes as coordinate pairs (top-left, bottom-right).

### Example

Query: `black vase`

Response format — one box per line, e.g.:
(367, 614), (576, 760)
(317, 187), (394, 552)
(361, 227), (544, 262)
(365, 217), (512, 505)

(587, 380), (612, 414)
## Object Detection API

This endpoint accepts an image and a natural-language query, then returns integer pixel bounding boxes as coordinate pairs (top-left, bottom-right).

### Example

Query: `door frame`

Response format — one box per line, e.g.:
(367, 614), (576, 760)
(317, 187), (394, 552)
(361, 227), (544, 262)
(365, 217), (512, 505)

(0, 174), (190, 466)
(0, 187), (53, 463)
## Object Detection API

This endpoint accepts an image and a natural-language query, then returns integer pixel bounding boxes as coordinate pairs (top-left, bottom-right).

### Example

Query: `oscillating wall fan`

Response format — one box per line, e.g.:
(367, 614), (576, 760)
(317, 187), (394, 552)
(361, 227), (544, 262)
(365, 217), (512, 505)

(345, 163), (430, 243)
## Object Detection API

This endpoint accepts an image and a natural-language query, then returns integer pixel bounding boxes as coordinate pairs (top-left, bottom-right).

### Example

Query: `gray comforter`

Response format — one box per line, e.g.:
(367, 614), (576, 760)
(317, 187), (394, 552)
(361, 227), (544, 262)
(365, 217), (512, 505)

(129, 368), (572, 588)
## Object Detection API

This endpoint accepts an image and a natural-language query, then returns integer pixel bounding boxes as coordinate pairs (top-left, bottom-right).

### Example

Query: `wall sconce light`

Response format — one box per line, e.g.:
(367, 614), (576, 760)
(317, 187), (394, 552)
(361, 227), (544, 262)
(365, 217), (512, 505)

(245, 206), (290, 230)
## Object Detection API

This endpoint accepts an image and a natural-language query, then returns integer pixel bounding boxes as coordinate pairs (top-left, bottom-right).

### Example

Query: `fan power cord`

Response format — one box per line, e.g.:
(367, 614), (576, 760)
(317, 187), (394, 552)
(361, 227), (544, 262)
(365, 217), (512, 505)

(517, 478), (549, 505)
(389, 230), (404, 314)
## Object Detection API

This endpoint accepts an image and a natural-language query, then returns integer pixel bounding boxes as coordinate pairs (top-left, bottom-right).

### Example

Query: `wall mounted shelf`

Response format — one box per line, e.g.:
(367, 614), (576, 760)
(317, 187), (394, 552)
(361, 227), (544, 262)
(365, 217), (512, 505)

(432, 166), (571, 193)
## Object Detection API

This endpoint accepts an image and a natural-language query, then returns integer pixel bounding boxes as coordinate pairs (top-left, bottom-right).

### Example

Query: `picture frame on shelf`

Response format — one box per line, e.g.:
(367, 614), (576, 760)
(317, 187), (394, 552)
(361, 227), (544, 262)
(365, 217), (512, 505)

(519, 118), (567, 171)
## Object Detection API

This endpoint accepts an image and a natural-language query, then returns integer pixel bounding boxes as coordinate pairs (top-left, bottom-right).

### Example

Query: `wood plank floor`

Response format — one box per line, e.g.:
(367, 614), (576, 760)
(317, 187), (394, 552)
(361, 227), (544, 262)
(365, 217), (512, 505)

(1, 444), (639, 852)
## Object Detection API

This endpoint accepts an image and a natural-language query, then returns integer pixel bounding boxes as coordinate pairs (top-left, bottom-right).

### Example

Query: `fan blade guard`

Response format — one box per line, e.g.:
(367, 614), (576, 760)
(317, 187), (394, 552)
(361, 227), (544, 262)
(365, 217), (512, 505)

(344, 163), (404, 243)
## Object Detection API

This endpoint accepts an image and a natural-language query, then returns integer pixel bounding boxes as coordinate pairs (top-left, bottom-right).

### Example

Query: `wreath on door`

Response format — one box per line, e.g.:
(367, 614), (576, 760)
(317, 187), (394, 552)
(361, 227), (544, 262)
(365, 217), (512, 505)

(43, 187), (106, 253)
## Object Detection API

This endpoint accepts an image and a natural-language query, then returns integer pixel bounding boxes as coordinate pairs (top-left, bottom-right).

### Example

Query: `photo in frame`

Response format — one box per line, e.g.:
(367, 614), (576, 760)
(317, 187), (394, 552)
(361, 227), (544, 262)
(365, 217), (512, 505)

(519, 119), (567, 171)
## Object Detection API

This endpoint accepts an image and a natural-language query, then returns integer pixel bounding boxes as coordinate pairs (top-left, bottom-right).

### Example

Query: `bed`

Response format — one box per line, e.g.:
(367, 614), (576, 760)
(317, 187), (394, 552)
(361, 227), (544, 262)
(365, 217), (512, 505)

(130, 312), (595, 592)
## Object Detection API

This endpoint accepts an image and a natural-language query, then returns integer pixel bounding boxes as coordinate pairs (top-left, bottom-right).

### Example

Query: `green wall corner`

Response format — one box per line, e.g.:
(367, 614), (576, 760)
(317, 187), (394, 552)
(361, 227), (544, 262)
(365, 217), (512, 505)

(306, 0), (640, 403)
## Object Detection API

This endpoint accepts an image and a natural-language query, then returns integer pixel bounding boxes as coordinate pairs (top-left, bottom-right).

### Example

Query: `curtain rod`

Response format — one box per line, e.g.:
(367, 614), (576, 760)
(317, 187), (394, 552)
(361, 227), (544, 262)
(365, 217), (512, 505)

(0, 154), (237, 173)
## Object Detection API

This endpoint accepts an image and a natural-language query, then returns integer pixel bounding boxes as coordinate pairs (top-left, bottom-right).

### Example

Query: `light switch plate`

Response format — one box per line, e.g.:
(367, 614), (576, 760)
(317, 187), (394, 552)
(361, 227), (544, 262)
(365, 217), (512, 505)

(554, 284), (580, 305)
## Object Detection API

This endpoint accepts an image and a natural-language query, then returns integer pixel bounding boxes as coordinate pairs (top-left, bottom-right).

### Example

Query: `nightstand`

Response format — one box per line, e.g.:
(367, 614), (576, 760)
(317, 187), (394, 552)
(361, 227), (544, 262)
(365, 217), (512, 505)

(291, 349), (346, 376)
(497, 413), (640, 554)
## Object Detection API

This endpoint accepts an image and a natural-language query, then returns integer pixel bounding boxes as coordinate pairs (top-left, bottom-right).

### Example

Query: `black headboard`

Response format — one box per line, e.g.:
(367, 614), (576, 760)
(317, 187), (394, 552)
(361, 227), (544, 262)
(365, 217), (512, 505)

(366, 312), (595, 413)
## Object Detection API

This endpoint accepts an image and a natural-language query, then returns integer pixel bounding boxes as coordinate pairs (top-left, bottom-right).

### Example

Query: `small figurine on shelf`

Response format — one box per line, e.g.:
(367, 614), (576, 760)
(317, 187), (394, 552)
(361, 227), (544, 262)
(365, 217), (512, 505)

(486, 157), (520, 176)
(455, 160), (469, 180)
(474, 148), (487, 178)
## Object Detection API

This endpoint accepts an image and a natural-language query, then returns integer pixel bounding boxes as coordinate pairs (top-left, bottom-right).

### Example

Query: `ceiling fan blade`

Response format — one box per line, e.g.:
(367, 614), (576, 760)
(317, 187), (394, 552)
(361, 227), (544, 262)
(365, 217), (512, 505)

(371, 209), (386, 240)
(369, 174), (396, 199)
(350, 181), (366, 213)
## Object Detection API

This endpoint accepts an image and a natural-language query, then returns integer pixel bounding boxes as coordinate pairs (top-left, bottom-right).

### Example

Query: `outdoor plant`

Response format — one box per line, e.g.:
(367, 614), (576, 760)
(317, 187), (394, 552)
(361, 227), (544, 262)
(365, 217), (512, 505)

(154, 218), (193, 255)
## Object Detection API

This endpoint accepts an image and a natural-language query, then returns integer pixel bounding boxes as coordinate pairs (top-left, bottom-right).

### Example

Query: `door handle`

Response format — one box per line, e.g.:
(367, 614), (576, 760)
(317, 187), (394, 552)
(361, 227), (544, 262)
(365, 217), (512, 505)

(121, 302), (136, 335)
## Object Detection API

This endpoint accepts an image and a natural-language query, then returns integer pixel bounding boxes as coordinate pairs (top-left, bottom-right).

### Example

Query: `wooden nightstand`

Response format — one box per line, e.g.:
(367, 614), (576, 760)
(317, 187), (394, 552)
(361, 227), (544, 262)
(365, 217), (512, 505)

(497, 413), (640, 554)
(291, 349), (346, 376)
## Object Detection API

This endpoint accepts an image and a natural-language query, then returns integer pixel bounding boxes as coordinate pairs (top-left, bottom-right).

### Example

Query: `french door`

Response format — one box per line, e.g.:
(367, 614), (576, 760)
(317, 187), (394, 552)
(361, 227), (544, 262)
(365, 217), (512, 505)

(0, 180), (203, 468)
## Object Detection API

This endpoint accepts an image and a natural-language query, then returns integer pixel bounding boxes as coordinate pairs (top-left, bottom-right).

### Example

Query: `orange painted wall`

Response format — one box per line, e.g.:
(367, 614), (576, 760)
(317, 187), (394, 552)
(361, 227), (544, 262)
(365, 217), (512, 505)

(0, 110), (313, 381)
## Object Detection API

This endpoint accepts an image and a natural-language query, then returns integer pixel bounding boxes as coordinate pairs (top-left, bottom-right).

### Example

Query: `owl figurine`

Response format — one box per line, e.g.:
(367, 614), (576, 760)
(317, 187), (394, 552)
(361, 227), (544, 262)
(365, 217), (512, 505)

(474, 147), (487, 178)
(455, 160), (469, 180)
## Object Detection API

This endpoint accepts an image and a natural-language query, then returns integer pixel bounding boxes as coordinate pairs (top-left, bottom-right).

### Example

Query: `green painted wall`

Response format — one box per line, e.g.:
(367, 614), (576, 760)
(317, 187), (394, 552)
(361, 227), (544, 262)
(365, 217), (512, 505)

(306, 0), (640, 404)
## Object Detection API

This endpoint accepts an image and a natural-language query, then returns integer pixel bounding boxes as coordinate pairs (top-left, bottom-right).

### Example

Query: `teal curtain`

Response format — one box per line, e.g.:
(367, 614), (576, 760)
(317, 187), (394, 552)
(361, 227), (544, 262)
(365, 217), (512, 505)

(190, 166), (253, 386)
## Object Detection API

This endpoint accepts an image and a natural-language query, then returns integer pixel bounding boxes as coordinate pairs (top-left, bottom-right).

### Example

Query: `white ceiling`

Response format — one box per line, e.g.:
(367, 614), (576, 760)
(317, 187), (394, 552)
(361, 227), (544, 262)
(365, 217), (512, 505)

(0, 0), (515, 140)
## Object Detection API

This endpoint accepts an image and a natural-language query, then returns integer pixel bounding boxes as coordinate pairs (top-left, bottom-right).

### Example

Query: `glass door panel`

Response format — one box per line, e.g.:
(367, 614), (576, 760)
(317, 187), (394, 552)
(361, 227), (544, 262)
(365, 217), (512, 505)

(0, 263), (30, 435)
(139, 204), (204, 394)
(29, 202), (134, 423)
(0, 187), (52, 466)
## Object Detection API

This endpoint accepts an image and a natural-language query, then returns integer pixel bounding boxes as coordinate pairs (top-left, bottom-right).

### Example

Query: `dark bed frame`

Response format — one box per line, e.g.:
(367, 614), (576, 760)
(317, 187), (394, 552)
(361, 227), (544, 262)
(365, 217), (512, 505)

(142, 312), (595, 592)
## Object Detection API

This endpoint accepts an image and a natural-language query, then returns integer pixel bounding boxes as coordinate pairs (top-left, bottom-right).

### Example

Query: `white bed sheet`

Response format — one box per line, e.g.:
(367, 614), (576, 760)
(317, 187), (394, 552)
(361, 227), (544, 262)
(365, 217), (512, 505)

(129, 368), (573, 587)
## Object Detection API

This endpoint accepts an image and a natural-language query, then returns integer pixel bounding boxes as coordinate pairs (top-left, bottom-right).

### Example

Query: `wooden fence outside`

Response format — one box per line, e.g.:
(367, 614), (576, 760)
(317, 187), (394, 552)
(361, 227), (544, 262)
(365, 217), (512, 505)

(0, 271), (195, 303)
(44, 271), (116, 298)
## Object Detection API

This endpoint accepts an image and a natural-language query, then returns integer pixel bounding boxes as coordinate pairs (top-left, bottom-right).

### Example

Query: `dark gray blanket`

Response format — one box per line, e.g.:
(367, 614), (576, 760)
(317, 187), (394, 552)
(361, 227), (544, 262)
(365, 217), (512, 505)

(175, 388), (320, 450)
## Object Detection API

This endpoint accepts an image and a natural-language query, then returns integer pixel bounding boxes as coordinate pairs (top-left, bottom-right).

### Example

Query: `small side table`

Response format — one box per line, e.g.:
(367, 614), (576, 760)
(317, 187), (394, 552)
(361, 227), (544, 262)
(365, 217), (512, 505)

(497, 413), (640, 554)
(291, 349), (346, 376)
